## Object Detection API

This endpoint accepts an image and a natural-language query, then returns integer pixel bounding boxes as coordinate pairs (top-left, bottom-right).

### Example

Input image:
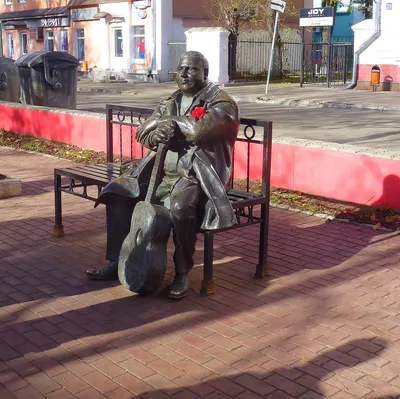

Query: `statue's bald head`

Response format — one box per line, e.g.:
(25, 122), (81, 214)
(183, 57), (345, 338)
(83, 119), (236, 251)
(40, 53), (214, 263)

(179, 51), (209, 78)
(176, 51), (209, 94)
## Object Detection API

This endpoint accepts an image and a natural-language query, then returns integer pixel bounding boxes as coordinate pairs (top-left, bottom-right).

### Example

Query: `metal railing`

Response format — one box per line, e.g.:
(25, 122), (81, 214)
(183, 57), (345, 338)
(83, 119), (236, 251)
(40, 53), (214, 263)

(167, 41), (186, 74)
(229, 38), (354, 85)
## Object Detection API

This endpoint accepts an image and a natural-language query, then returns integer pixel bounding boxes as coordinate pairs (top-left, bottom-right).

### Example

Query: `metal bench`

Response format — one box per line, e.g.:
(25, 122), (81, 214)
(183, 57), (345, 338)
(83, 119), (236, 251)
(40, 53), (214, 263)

(54, 104), (273, 296)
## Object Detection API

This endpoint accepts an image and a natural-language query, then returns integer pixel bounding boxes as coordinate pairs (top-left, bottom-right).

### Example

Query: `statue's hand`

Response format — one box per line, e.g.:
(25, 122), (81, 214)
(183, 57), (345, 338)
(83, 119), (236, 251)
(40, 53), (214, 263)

(149, 120), (176, 147)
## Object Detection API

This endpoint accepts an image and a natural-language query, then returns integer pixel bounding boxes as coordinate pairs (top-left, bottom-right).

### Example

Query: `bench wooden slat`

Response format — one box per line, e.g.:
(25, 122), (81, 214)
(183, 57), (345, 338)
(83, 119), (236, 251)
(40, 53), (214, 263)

(56, 168), (115, 187)
(65, 166), (121, 180)
(69, 163), (121, 174)
(57, 164), (120, 182)
(231, 197), (268, 209)
(227, 190), (261, 200)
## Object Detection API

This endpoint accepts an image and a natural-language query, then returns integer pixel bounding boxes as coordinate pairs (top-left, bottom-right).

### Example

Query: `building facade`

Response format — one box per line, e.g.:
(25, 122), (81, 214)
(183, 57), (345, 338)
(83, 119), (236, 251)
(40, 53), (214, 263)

(352, 0), (400, 90)
(0, 0), (305, 82)
(0, 0), (159, 77)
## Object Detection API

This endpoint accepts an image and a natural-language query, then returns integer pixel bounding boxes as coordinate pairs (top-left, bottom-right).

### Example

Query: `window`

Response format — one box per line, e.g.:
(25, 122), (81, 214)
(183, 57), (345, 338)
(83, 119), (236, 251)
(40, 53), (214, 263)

(75, 28), (85, 61)
(133, 26), (145, 63)
(45, 30), (54, 51)
(60, 30), (68, 52)
(18, 0), (26, 3)
(5, 0), (12, 5)
(114, 28), (123, 57)
(20, 32), (28, 55)
(6, 33), (14, 58)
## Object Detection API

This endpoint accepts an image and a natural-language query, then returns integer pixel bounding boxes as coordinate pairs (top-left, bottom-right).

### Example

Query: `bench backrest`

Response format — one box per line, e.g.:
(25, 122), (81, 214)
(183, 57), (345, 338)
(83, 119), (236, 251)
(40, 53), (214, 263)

(105, 104), (272, 197)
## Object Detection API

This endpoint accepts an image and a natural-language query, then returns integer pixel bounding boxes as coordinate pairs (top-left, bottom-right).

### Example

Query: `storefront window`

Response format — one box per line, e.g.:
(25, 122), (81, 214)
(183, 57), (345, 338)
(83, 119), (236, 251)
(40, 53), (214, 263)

(133, 26), (145, 63)
(45, 31), (54, 51)
(60, 30), (68, 52)
(114, 29), (123, 57)
(6, 33), (14, 58)
(20, 32), (28, 55)
(75, 29), (85, 61)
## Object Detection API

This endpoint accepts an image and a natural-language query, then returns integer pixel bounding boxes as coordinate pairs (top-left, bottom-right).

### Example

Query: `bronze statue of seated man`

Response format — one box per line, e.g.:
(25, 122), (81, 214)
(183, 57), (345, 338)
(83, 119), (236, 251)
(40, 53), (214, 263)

(87, 51), (240, 299)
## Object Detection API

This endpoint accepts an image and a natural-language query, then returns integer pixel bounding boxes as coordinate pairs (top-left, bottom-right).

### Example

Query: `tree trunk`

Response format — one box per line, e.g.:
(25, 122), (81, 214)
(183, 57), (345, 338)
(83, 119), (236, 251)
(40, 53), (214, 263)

(272, 30), (283, 79)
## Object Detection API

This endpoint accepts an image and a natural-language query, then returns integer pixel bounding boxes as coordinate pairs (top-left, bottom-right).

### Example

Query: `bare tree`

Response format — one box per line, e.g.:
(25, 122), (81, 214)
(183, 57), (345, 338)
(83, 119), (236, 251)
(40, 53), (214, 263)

(205, 0), (273, 77)
(205, 0), (297, 79)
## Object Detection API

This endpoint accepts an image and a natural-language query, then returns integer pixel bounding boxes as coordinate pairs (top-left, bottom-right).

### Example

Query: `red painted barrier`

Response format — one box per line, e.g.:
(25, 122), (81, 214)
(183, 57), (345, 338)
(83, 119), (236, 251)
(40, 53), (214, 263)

(1, 102), (400, 209)
(0, 104), (106, 152)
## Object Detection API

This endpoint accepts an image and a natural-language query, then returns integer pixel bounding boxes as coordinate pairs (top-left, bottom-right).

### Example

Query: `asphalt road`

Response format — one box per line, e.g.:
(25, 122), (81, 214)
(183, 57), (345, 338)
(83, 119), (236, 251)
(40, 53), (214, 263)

(238, 102), (400, 151)
(76, 82), (400, 152)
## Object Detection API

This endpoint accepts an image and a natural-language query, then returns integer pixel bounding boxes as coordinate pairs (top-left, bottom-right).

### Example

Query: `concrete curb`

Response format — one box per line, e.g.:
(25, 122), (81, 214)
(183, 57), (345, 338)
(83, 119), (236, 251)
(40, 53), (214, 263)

(272, 136), (400, 160)
(233, 95), (400, 112)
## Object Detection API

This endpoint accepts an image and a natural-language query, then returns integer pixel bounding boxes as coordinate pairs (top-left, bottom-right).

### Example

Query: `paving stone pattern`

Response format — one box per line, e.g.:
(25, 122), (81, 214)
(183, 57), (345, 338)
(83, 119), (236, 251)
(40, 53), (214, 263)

(1, 148), (400, 398)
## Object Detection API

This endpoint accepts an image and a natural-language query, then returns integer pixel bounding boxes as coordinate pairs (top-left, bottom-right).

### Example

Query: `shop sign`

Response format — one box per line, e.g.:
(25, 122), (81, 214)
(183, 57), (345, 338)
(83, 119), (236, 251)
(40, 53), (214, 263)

(133, 0), (150, 9)
(41, 18), (61, 27)
(299, 7), (335, 27)
(71, 7), (98, 21)
(27, 17), (69, 28)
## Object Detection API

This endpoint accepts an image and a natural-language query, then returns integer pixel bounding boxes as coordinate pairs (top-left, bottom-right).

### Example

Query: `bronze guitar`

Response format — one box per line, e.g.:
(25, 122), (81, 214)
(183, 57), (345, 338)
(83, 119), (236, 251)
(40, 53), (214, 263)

(118, 143), (172, 295)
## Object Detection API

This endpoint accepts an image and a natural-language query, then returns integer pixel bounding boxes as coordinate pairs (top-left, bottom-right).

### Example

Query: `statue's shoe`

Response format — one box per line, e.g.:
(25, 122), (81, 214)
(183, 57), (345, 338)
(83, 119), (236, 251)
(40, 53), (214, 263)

(168, 273), (190, 300)
(87, 261), (118, 281)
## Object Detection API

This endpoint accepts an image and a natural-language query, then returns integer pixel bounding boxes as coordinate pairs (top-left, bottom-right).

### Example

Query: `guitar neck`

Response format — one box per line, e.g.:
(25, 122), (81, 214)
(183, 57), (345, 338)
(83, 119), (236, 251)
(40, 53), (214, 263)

(145, 143), (167, 203)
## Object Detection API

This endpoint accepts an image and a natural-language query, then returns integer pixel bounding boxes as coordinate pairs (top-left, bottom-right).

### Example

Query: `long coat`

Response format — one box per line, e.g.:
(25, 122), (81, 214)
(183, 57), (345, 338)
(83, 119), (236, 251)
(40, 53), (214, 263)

(96, 82), (240, 231)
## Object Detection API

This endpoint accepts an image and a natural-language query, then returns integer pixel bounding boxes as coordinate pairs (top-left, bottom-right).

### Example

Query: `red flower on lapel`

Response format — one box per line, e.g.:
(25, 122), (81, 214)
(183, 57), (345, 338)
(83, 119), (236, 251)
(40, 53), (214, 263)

(191, 107), (207, 119)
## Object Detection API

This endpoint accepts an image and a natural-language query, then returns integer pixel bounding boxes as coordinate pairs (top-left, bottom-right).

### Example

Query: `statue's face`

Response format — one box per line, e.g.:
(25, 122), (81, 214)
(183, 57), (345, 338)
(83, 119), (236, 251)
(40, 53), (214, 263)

(176, 55), (206, 94)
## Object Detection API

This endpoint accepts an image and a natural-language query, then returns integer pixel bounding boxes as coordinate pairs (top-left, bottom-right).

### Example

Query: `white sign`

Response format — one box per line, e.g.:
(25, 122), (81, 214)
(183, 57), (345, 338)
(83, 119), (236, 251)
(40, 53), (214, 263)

(270, 0), (286, 13)
(299, 17), (334, 26)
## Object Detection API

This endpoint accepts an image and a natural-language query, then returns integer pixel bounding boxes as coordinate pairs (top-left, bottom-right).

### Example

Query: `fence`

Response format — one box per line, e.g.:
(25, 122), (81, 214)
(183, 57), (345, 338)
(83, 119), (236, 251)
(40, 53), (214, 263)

(167, 38), (354, 85)
(167, 41), (186, 75)
(229, 38), (354, 85)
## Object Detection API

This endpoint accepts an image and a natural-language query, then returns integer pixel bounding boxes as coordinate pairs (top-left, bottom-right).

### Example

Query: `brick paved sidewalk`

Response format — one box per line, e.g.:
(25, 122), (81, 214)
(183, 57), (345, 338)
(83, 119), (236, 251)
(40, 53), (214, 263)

(1, 147), (400, 399)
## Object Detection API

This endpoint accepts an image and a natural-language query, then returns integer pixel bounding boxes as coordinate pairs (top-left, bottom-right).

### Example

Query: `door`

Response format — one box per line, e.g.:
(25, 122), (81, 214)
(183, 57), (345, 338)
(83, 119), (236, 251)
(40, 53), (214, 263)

(110, 27), (125, 70)
(7, 33), (14, 59)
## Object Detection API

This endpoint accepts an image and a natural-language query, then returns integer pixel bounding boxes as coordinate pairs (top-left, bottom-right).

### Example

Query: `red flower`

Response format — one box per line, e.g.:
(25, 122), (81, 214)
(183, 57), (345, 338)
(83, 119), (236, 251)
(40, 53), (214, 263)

(191, 107), (207, 119)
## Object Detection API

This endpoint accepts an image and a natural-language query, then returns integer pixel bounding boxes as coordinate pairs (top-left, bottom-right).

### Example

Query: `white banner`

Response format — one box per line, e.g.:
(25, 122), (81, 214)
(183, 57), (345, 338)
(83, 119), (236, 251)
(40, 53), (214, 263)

(299, 17), (334, 26)
(270, 0), (286, 13)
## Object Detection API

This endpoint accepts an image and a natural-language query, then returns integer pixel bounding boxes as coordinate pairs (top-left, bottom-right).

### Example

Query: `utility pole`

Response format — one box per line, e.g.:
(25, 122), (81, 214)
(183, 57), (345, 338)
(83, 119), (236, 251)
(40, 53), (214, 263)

(265, 0), (287, 94)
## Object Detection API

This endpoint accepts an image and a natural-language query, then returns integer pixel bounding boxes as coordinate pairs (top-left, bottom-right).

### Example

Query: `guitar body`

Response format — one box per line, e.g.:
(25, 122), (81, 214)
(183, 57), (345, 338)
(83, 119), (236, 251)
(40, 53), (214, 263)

(118, 200), (172, 296)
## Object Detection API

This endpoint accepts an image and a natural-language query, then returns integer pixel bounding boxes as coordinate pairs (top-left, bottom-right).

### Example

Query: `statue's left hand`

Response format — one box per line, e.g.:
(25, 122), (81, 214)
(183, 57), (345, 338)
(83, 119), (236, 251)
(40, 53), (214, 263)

(149, 120), (177, 147)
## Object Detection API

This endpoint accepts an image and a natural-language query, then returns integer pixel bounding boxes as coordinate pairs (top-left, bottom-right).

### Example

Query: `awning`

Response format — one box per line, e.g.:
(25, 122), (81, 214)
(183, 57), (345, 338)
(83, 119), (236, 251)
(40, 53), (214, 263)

(93, 11), (125, 22)
(0, 7), (68, 22)
(1, 21), (27, 28)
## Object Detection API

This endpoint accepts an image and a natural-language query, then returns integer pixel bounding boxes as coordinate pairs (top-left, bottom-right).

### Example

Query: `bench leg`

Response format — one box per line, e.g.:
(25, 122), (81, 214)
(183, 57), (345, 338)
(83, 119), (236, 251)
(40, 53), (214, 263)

(52, 171), (64, 238)
(255, 203), (269, 279)
(200, 231), (215, 296)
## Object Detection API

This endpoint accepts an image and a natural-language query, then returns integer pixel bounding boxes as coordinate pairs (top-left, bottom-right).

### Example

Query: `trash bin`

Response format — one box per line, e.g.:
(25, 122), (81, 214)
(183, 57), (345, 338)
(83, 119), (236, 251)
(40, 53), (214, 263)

(0, 57), (20, 103)
(15, 51), (79, 109)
